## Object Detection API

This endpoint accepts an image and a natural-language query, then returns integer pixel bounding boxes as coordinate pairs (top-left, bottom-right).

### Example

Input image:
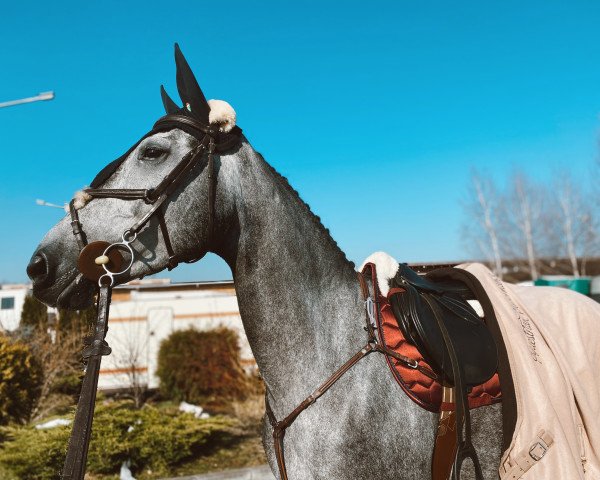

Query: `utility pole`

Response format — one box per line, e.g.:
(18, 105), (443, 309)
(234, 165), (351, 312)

(0, 91), (54, 109)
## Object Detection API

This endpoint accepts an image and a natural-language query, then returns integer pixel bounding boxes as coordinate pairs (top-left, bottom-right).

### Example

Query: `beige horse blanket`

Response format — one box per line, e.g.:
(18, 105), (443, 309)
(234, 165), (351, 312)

(459, 263), (600, 479)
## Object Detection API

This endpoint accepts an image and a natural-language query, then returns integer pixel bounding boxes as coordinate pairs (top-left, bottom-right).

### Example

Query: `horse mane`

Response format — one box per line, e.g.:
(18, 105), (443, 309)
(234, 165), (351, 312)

(258, 153), (356, 271)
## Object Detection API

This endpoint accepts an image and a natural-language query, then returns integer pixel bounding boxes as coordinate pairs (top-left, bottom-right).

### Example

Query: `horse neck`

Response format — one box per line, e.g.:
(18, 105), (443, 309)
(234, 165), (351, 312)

(215, 145), (366, 404)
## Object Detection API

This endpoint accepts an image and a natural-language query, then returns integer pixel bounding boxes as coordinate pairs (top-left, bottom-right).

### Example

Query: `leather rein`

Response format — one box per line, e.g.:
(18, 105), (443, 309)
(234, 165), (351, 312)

(61, 114), (239, 480)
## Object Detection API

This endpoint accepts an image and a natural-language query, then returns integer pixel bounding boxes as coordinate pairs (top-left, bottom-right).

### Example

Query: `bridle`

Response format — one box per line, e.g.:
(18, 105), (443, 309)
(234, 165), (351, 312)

(61, 113), (240, 480)
(69, 113), (241, 278)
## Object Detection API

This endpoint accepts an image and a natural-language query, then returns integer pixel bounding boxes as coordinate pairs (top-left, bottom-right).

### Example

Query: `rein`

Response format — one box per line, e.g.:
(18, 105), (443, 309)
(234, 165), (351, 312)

(264, 269), (437, 480)
(61, 115), (239, 480)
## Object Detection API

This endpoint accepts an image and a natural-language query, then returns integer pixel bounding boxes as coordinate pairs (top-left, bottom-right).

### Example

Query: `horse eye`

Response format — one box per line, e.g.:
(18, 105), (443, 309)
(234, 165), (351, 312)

(141, 146), (167, 159)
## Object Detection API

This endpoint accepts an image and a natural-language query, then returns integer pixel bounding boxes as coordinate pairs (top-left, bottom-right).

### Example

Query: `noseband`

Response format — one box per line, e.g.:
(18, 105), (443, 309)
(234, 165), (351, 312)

(61, 114), (240, 480)
(69, 113), (241, 283)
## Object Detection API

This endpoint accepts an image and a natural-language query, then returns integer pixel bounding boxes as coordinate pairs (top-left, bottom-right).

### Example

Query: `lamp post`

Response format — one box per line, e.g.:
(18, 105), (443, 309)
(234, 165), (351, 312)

(36, 199), (66, 210)
(0, 91), (54, 109)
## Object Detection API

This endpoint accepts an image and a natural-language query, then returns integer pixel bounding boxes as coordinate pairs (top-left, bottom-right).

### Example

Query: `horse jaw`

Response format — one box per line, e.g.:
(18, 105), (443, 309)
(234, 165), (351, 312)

(56, 274), (96, 309)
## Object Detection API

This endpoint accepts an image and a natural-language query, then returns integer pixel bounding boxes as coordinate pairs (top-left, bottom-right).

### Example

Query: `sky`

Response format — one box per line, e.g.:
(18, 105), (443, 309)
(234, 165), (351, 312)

(1, 1), (599, 283)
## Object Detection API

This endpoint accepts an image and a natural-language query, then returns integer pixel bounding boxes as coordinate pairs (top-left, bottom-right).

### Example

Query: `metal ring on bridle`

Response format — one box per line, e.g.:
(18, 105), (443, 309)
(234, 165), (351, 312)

(97, 234), (136, 287)
(98, 273), (115, 288)
(122, 229), (137, 243)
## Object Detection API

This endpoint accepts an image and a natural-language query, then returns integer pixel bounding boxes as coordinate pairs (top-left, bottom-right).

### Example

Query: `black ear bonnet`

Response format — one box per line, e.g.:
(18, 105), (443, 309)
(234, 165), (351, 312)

(90, 44), (241, 188)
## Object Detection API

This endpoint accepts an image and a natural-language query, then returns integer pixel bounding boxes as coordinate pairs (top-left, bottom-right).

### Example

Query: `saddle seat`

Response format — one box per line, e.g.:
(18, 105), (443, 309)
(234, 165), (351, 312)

(389, 263), (498, 387)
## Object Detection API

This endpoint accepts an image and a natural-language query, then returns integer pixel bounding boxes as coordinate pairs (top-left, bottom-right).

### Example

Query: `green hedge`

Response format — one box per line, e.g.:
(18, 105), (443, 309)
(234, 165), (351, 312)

(0, 401), (242, 480)
(157, 328), (251, 406)
(0, 335), (42, 424)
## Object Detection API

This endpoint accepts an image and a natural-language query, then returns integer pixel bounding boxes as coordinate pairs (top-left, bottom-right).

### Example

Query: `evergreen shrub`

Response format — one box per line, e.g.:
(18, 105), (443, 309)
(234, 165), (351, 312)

(157, 328), (251, 406)
(0, 335), (42, 424)
(0, 401), (241, 479)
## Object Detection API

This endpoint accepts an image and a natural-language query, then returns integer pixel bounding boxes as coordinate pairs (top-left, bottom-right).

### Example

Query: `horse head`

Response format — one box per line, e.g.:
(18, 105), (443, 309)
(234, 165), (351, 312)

(27, 44), (244, 309)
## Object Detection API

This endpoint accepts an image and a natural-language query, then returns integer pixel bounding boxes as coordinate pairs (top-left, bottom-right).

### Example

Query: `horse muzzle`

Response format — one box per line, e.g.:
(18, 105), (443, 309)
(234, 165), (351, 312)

(27, 248), (94, 309)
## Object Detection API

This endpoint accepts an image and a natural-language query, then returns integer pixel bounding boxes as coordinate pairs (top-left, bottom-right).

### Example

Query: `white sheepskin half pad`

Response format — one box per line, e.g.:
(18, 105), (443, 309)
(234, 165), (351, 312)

(358, 251), (399, 296)
(207, 99), (236, 133)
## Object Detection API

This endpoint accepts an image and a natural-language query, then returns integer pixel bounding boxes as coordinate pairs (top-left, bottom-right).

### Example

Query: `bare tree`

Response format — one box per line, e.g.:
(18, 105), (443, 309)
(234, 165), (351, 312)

(504, 171), (542, 280)
(462, 164), (599, 281)
(589, 159), (600, 256)
(25, 316), (87, 420)
(559, 178), (581, 277)
(462, 170), (504, 279)
(549, 172), (598, 276)
(110, 320), (148, 408)
(533, 169), (599, 277)
(579, 210), (598, 275)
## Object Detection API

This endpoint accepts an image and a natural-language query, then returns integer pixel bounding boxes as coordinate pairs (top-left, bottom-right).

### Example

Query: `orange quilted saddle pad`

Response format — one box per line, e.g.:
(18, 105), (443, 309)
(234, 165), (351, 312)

(377, 294), (502, 413)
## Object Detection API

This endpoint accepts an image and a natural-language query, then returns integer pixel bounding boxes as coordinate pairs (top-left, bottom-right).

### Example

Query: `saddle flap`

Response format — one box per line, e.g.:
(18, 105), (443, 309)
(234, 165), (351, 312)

(389, 272), (498, 387)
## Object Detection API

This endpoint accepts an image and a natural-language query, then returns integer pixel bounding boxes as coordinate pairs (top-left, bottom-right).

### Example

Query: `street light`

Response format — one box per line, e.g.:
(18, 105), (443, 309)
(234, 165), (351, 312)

(36, 199), (66, 210)
(0, 91), (54, 109)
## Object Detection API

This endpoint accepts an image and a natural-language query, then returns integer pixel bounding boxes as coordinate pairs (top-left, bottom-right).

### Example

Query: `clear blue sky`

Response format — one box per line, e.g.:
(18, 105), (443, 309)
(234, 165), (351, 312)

(1, 1), (599, 283)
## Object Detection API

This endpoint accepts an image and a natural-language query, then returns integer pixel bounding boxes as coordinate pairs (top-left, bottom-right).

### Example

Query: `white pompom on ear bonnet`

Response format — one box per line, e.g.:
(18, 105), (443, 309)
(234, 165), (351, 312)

(65, 189), (92, 212)
(208, 99), (236, 133)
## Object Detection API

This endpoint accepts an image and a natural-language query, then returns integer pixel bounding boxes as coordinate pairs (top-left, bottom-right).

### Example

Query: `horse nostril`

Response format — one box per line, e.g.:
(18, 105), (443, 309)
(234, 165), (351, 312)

(27, 252), (52, 288)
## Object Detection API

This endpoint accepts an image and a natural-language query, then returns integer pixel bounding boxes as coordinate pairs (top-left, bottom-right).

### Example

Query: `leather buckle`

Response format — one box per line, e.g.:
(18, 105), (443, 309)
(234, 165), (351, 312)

(365, 297), (376, 328)
(82, 339), (112, 360)
(529, 441), (548, 461)
(144, 188), (156, 204)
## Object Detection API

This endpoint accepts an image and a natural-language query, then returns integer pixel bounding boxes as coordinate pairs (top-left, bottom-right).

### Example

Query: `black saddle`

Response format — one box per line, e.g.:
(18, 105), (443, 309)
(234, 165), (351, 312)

(389, 263), (498, 387)
(388, 264), (501, 479)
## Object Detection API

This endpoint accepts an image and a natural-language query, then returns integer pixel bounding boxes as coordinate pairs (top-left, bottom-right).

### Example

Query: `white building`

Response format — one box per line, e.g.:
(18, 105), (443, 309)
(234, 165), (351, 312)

(0, 284), (31, 332)
(0, 279), (253, 393)
(98, 279), (252, 391)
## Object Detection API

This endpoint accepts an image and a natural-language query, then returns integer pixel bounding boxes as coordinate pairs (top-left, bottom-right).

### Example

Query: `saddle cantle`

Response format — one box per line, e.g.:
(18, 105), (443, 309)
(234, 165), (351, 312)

(389, 263), (498, 387)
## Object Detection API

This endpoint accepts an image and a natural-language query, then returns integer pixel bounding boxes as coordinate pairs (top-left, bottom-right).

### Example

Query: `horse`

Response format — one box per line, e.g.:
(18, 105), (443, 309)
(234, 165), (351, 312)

(27, 45), (507, 480)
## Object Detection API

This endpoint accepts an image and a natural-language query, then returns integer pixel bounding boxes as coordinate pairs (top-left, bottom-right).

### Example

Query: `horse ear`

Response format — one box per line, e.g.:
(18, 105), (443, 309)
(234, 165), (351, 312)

(174, 43), (210, 123)
(160, 85), (180, 114)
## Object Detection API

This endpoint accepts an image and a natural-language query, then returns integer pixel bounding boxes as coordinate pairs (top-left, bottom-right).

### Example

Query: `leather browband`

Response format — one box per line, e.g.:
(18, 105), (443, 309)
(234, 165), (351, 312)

(153, 114), (242, 152)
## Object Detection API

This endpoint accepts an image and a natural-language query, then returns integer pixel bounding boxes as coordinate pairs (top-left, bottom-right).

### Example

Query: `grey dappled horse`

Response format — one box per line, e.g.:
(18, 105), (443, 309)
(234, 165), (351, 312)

(28, 47), (503, 479)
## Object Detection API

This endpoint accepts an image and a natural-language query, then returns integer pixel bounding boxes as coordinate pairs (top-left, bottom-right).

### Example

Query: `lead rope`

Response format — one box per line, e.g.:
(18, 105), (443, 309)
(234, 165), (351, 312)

(265, 270), (437, 480)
